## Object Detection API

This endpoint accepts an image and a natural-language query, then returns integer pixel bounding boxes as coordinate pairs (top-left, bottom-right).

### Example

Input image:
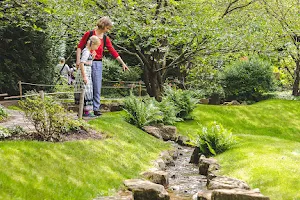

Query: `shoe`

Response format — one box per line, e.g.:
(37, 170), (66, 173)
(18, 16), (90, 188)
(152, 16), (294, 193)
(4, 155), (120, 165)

(94, 110), (102, 116)
(83, 112), (96, 117)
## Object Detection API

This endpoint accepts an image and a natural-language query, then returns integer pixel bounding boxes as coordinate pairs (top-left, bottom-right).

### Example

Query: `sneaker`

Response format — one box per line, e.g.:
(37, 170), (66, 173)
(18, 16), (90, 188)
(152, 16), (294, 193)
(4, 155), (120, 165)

(83, 112), (96, 117)
(94, 110), (102, 116)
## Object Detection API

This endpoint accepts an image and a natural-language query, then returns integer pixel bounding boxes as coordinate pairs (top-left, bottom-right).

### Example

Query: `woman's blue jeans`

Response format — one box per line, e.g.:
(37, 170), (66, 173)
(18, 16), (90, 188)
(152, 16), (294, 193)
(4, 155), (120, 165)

(92, 61), (103, 112)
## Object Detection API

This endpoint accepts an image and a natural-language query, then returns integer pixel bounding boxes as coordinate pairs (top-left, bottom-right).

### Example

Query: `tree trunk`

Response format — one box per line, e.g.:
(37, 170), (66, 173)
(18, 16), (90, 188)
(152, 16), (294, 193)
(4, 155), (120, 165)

(292, 60), (300, 96)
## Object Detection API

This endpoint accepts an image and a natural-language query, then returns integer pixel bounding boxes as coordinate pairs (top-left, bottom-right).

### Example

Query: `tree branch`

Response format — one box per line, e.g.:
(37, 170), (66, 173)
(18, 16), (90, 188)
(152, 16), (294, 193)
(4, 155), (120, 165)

(115, 44), (145, 66)
(221, 0), (257, 18)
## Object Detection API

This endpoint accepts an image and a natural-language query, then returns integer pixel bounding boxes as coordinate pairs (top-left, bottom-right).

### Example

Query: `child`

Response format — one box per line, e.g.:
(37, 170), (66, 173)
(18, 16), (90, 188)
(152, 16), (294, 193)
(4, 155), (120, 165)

(74, 35), (101, 117)
(68, 64), (76, 85)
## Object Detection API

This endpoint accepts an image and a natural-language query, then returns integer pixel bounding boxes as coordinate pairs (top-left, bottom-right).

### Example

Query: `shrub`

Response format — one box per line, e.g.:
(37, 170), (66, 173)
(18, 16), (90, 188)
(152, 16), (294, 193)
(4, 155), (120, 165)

(221, 58), (274, 101)
(19, 94), (88, 142)
(0, 106), (8, 121)
(0, 126), (10, 139)
(190, 122), (236, 157)
(123, 95), (162, 128)
(163, 85), (198, 119)
(0, 126), (27, 140)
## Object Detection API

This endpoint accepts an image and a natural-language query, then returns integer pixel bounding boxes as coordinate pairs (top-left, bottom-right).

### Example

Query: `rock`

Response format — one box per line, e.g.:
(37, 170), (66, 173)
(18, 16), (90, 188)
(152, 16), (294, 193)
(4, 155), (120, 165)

(176, 135), (190, 146)
(207, 176), (250, 190)
(223, 100), (240, 106)
(195, 190), (212, 200)
(160, 125), (177, 141)
(199, 156), (219, 176)
(154, 158), (166, 170)
(141, 170), (169, 187)
(231, 100), (240, 105)
(190, 147), (201, 164)
(109, 102), (123, 112)
(124, 179), (170, 200)
(160, 151), (175, 166)
(211, 189), (270, 200)
(143, 126), (163, 139)
(200, 98), (209, 104)
(100, 104), (110, 111)
(208, 93), (220, 105)
(167, 148), (179, 160)
(142, 125), (177, 141)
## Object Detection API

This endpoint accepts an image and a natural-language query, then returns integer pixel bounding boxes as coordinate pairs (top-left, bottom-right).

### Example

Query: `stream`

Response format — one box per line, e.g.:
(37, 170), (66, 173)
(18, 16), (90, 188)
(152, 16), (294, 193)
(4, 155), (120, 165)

(166, 144), (207, 200)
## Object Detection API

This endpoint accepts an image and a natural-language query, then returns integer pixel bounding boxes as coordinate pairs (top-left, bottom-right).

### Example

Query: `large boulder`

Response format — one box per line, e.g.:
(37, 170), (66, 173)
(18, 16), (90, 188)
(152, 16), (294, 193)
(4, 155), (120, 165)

(159, 125), (177, 141)
(124, 179), (170, 200)
(211, 189), (270, 200)
(141, 170), (169, 187)
(143, 125), (177, 141)
(207, 176), (250, 190)
(143, 126), (163, 139)
(194, 190), (212, 200)
(109, 102), (123, 112)
(199, 156), (219, 176)
(190, 147), (201, 164)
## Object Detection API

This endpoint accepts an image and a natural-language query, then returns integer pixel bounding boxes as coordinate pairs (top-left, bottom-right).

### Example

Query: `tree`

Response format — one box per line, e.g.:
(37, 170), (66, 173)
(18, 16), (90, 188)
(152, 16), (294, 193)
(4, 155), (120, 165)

(0, 0), (54, 95)
(217, 0), (300, 95)
(102, 0), (209, 100)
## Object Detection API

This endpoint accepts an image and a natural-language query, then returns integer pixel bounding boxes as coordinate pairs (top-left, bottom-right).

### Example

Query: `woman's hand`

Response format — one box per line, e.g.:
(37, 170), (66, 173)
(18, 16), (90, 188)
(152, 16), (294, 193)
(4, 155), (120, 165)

(122, 64), (129, 71)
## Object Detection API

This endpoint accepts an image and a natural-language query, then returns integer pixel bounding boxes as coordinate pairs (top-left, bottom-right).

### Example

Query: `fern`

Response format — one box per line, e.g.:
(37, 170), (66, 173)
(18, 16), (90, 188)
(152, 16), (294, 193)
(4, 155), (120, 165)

(192, 122), (236, 156)
(123, 95), (161, 128)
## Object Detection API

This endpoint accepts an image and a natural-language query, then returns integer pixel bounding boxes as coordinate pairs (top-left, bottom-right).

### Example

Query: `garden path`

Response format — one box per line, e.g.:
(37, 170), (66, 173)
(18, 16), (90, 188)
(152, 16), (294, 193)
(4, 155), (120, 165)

(0, 108), (35, 131)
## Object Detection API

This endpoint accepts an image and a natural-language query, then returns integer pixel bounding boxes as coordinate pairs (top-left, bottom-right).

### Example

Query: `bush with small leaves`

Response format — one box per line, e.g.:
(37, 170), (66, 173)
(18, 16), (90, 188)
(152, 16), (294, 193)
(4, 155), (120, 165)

(0, 106), (8, 122)
(221, 58), (274, 101)
(19, 94), (88, 142)
(0, 126), (10, 139)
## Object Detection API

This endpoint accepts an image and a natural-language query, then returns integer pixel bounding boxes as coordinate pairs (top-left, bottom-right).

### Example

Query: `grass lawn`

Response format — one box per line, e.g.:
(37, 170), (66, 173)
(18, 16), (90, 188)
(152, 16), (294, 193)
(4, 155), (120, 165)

(0, 112), (170, 200)
(176, 99), (300, 200)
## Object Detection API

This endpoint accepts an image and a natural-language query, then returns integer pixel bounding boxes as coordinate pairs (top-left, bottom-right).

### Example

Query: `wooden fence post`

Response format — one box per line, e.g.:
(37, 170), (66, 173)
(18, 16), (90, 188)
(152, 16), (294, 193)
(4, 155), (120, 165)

(138, 81), (142, 97)
(78, 89), (85, 119)
(39, 90), (44, 100)
(19, 81), (22, 99)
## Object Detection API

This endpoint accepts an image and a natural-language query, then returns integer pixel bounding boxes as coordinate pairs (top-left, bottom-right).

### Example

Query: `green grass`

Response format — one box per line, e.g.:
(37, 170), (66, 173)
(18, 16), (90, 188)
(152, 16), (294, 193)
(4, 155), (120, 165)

(176, 99), (300, 200)
(0, 112), (170, 200)
(6, 105), (22, 111)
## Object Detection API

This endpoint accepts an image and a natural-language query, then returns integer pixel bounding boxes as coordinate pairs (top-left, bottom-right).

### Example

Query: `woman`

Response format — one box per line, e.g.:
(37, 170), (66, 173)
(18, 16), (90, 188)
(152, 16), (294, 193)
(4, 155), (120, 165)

(76, 16), (129, 116)
(74, 35), (101, 117)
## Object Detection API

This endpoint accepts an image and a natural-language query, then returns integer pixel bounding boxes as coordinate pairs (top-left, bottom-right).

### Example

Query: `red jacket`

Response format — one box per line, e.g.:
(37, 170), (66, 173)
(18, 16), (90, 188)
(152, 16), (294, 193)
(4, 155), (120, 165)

(77, 30), (119, 60)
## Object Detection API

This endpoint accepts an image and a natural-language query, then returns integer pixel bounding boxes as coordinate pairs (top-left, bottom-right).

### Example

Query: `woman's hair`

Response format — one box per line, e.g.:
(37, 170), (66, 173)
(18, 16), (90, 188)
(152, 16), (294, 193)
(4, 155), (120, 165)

(96, 16), (113, 29)
(88, 35), (101, 46)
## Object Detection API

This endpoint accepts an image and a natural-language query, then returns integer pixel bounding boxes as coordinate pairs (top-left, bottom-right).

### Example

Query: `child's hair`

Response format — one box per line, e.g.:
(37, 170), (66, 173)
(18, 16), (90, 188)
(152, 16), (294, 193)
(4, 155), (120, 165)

(88, 35), (101, 46)
(97, 16), (113, 29)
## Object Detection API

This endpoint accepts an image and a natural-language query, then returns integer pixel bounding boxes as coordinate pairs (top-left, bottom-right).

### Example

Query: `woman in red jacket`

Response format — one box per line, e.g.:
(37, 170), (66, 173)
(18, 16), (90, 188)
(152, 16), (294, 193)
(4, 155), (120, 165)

(76, 16), (129, 116)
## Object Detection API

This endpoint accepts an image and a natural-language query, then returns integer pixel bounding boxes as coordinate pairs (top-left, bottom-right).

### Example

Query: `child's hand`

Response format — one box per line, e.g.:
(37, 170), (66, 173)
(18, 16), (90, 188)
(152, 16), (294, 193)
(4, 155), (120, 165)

(86, 61), (93, 65)
(83, 77), (88, 84)
(91, 51), (97, 59)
